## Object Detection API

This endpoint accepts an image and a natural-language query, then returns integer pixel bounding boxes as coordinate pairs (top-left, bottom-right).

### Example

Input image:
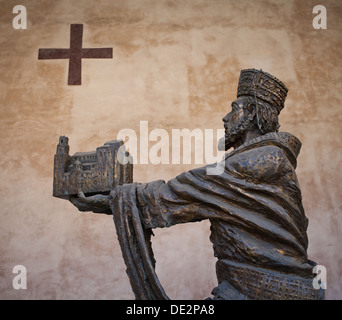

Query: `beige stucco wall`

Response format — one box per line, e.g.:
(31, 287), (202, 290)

(0, 0), (341, 299)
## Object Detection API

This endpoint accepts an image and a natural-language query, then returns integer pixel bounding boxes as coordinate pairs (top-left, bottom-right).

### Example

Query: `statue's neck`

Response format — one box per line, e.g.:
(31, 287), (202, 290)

(243, 129), (262, 145)
(234, 128), (262, 149)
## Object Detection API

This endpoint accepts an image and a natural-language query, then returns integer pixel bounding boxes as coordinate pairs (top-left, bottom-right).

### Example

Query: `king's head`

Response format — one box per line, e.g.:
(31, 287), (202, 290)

(220, 69), (289, 151)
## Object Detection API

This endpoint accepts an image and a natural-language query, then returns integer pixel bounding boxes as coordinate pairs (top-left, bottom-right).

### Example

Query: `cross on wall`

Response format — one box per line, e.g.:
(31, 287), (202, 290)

(38, 24), (113, 85)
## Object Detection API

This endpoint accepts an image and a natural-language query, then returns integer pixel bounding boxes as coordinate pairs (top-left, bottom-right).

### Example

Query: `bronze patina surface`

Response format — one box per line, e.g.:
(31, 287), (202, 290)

(55, 69), (325, 300)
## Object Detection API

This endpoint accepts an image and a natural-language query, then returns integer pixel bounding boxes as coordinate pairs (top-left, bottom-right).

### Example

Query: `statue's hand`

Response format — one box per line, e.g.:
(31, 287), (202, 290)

(69, 192), (112, 215)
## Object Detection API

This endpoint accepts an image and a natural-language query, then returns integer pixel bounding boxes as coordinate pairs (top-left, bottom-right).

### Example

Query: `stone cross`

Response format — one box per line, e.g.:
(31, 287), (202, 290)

(38, 24), (113, 85)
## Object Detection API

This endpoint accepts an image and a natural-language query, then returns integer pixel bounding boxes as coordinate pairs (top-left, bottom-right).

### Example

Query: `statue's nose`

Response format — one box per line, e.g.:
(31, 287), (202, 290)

(222, 114), (230, 122)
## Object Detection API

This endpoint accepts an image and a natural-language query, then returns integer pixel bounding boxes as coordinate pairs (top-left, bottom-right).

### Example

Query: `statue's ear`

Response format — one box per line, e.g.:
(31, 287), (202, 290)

(249, 106), (256, 121)
(255, 103), (279, 133)
(245, 102), (256, 121)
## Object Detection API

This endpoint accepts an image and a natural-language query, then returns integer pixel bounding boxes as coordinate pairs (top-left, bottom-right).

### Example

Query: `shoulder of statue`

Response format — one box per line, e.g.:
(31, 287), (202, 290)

(224, 132), (302, 182)
(225, 132), (301, 169)
(226, 144), (292, 183)
(227, 143), (287, 166)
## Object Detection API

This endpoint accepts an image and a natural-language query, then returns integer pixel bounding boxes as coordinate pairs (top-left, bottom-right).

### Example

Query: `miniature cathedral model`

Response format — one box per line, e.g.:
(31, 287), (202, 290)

(53, 136), (133, 199)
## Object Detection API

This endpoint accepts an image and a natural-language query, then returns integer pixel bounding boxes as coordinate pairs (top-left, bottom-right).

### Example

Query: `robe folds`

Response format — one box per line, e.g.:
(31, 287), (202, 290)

(109, 132), (322, 300)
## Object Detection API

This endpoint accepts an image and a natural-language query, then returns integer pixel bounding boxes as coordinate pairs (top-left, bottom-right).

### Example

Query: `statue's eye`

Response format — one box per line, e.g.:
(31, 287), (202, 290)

(232, 104), (239, 112)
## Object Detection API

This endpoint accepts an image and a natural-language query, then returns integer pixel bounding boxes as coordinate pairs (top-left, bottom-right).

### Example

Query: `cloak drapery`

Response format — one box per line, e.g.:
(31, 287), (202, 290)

(109, 132), (322, 300)
(111, 183), (169, 300)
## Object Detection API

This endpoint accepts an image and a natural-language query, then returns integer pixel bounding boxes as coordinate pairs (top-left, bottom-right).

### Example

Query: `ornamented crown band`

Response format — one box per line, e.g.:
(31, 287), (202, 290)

(237, 69), (288, 113)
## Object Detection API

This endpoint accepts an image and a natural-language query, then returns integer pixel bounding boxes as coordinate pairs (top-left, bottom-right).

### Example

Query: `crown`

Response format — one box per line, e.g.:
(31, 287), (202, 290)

(237, 69), (288, 113)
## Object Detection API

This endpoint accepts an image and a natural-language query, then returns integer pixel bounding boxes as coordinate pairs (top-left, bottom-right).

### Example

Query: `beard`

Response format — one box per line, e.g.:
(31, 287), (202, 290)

(218, 115), (252, 151)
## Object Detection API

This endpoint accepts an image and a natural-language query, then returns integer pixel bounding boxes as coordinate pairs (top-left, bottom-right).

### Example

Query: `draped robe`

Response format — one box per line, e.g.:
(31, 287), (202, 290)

(109, 132), (324, 300)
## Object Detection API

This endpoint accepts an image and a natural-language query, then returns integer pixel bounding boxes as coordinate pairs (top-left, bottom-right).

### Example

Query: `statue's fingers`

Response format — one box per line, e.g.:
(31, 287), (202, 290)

(77, 191), (86, 199)
(69, 196), (78, 205)
(70, 197), (88, 211)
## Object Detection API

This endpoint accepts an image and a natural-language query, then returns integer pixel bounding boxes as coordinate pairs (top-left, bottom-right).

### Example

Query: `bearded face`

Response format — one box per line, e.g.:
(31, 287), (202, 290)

(219, 96), (255, 151)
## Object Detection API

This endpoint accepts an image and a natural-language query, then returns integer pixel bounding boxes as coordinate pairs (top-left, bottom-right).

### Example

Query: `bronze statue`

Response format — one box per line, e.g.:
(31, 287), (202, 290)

(56, 69), (325, 300)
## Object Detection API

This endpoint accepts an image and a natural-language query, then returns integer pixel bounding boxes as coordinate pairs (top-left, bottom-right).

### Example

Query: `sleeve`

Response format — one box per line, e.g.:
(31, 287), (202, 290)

(135, 177), (211, 229)
(133, 160), (237, 229)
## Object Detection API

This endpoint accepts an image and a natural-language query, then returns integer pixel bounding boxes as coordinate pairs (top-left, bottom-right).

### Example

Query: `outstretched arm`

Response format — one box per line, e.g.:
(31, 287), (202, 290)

(69, 192), (112, 215)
